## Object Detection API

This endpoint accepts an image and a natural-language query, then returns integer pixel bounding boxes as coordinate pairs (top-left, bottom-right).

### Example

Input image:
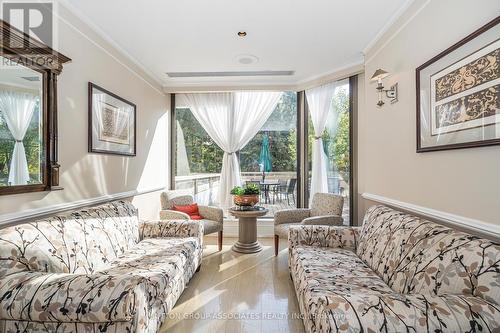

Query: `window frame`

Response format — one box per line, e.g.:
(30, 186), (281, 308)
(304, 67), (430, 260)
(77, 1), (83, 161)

(301, 76), (357, 226)
(0, 20), (71, 195)
(169, 80), (358, 225)
(170, 92), (301, 213)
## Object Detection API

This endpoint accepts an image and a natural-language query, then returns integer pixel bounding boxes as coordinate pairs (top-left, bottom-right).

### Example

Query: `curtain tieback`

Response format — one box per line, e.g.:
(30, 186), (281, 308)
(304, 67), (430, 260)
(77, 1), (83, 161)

(15, 140), (23, 143)
(227, 152), (234, 155)
(313, 136), (322, 140)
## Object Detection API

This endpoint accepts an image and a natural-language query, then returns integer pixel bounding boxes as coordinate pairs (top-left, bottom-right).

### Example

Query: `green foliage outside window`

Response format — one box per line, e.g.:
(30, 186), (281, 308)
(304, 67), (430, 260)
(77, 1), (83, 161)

(176, 88), (350, 177)
(176, 109), (224, 174)
(307, 85), (350, 179)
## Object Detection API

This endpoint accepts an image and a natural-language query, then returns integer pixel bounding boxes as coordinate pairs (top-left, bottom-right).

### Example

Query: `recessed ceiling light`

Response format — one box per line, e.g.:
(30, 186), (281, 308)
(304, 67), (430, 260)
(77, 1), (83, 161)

(235, 54), (259, 65)
(237, 31), (247, 37)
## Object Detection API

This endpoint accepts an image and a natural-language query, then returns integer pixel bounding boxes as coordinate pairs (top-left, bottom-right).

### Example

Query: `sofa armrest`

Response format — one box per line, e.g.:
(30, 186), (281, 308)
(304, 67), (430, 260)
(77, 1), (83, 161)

(314, 293), (500, 332)
(301, 215), (343, 226)
(288, 225), (360, 251)
(159, 209), (190, 220)
(274, 208), (311, 225)
(140, 220), (203, 239)
(0, 271), (147, 323)
(198, 205), (223, 223)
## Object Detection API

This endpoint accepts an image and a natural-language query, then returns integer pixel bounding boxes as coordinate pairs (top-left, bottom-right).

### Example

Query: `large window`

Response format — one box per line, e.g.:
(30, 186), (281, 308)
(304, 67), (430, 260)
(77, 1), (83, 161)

(240, 92), (298, 215)
(174, 106), (223, 206)
(307, 79), (351, 223)
(174, 92), (298, 217)
(173, 80), (355, 223)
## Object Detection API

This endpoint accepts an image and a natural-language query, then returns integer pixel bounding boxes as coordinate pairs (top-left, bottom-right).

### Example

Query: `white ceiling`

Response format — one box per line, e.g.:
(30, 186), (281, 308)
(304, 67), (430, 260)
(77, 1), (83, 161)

(64, 0), (410, 89)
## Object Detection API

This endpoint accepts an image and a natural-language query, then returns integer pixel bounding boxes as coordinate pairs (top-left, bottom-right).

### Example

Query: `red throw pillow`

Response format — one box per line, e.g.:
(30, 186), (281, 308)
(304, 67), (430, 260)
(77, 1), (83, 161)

(173, 203), (203, 220)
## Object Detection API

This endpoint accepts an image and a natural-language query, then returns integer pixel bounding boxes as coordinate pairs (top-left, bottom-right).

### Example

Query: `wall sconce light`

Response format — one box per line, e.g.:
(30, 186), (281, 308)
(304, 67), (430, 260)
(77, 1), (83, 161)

(371, 69), (398, 107)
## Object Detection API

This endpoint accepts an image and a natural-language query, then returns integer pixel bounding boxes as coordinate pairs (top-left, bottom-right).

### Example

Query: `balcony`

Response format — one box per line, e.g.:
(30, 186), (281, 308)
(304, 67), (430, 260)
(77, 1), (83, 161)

(174, 172), (349, 221)
(174, 172), (294, 218)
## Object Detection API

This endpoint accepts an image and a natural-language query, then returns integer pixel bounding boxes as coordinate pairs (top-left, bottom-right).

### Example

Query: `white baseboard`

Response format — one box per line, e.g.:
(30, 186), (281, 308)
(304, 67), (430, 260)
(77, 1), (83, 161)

(0, 187), (165, 227)
(362, 193), (500, 239)
(205, 219), (275, 238)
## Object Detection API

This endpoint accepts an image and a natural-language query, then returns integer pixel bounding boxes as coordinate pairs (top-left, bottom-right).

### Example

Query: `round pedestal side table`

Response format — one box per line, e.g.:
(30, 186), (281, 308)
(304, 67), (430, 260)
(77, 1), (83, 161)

(229, 207), (268, 254)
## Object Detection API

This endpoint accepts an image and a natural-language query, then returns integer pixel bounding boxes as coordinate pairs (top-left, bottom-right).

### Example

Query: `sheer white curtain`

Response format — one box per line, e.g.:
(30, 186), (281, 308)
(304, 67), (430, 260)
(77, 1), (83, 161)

(0, 90), (38, 185)
(178, 91), (282, 208)
(306, 81), (337, 202)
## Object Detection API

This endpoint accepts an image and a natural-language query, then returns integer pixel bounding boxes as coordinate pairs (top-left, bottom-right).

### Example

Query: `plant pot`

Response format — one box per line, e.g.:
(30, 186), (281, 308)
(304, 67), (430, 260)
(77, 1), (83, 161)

(233, 194), (259, 207)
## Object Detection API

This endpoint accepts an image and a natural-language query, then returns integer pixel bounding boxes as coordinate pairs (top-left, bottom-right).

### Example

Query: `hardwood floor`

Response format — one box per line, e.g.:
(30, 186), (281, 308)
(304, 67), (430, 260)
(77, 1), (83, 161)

(160, 237), (305, 333)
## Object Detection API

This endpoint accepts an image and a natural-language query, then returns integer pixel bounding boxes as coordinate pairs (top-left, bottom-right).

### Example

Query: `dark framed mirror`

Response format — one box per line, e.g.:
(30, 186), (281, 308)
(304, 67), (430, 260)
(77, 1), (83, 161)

(0, 20), (70, 195)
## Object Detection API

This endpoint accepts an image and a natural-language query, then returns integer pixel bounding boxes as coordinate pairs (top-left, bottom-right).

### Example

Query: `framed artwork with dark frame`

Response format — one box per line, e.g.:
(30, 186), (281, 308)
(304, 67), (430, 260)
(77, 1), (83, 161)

(416, 16), (499, 153)
(88, 83), (136, 156)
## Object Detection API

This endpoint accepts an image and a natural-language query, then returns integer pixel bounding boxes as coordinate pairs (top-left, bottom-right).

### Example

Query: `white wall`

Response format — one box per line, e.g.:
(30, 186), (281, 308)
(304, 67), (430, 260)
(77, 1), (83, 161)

(0, 5), (170, 221)
(359, 0), (500, 226)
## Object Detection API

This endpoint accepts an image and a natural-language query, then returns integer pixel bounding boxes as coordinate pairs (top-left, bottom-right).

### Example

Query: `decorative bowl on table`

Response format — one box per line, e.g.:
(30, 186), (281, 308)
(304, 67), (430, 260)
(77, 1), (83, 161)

(230, 184), (260, 206)
(233, 194), (259, 206)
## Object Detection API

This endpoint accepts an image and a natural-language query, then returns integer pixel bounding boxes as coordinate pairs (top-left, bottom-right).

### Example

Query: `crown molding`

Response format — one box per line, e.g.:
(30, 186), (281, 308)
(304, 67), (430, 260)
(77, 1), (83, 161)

(57, 0), (165, 94)
(58, 0), (422, 92)
(362, 0), (418, 56)
(362, 193), (500, 240)
(165, 62), (365, 93)
(0, 186), (166, 227)
(363, 0), (431, 64)
(164, 84), (297, 94)
(295, 61), (364, 91)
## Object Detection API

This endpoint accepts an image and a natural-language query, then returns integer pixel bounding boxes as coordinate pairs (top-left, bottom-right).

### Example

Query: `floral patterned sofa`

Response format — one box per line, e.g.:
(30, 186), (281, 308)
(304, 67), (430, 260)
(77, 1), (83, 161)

(0, 200), (203, 333)
(289, 205), (500, 333)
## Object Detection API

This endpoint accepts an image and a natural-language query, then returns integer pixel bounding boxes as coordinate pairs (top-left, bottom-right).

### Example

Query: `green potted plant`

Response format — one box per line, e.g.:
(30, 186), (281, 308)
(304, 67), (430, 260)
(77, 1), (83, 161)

(230, 184), (260, 206)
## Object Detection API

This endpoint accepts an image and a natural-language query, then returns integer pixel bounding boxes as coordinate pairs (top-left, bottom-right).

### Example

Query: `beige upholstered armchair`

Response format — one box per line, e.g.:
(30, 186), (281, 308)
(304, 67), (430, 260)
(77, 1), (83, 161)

(160, 191), (224, 251)
(274, 192), (344, 255)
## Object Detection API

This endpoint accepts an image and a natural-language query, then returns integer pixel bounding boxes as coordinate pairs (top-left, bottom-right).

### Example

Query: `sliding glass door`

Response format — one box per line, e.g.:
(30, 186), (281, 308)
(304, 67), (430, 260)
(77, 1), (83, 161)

(239, 92), (298, 217)
(306, 78), (352, 224)
(172, 92), (298, 218)
(171, 77), (356, 223)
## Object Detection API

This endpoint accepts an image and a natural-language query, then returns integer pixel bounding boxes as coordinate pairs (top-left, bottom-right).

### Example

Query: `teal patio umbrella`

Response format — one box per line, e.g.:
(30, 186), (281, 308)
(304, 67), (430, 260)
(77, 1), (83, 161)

(259, 133), (272, 182)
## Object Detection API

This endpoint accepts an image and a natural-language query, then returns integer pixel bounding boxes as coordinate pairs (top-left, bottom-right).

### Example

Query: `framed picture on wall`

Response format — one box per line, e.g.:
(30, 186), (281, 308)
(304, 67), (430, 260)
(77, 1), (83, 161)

(88, 82), (137, 156)
(416, 16), (499, 152)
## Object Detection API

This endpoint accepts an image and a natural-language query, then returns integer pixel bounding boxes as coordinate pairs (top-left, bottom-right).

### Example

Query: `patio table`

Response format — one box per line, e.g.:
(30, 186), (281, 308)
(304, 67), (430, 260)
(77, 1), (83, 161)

(259, 181), (279, 204)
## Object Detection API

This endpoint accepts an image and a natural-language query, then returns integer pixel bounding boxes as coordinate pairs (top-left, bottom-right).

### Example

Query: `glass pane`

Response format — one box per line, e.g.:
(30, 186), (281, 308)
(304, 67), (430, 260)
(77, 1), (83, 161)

(307, 79), (350, 223)
(0, 56), (43, 187)
(175, 107), (223, 205)
(240, 92), (297, 217)
(174, 92), (298, 218)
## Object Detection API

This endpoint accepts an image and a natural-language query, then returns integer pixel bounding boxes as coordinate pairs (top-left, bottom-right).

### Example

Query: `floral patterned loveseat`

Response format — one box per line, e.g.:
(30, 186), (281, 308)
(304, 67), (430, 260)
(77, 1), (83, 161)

(289, 205), (500, 333)
(0, 200), (203, 333)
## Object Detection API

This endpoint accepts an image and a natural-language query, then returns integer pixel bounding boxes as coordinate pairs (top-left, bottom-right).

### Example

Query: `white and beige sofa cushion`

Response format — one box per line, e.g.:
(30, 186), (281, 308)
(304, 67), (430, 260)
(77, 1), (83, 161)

(289, 205), (500, 333)
(0, 200), (203, 333)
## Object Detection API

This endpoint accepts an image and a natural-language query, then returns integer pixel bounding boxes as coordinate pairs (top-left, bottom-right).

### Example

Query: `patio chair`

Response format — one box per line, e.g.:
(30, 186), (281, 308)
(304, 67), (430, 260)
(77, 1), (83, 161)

(274, 179), (288, 202)
(273, 192), (343, 256)
(276, 178), (296, 205)
(160, 190), (224, 251)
